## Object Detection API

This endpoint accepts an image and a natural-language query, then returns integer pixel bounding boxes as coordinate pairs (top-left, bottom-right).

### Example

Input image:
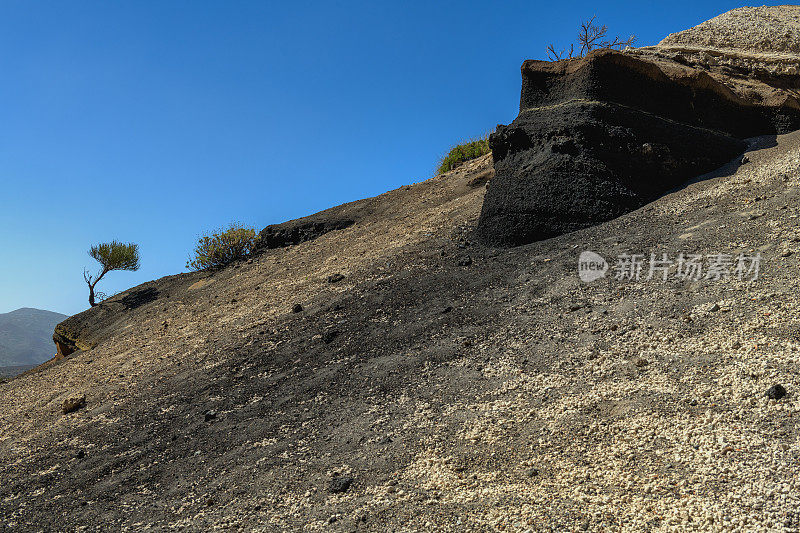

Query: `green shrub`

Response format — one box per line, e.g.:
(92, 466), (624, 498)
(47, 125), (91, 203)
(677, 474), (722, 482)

(187, 223), (259, 271)
(437, 137), (491, 175)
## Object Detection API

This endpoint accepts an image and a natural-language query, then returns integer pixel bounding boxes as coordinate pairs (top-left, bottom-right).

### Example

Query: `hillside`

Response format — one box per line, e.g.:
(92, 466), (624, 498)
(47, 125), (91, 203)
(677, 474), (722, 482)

(0, 308), (67, 367)
(660, 5), (800, 57)
(2, 7), (800, 532)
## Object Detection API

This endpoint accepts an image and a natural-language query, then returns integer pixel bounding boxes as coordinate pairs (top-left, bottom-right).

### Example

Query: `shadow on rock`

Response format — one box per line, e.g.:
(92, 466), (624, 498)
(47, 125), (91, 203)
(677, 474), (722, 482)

(118, 287), (160, 310)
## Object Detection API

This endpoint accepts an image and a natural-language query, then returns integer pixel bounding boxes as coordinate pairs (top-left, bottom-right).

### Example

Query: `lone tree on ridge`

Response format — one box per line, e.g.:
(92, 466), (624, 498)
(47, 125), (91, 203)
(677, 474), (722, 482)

(83, 241), (140, 307)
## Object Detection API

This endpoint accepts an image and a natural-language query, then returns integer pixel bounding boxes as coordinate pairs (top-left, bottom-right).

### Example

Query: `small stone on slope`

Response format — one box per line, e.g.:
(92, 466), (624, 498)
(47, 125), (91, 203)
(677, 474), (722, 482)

(62, 396), (86, 415)
(767, 384), (787, 400)
(329, 476), (354, 494)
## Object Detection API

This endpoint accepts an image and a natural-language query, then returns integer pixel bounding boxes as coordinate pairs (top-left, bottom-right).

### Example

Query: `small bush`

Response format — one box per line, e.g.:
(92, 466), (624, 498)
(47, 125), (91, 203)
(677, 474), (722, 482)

(547, 15), (636, 61)
(187, 222), (259, 271)
(437, 137), (491, 175)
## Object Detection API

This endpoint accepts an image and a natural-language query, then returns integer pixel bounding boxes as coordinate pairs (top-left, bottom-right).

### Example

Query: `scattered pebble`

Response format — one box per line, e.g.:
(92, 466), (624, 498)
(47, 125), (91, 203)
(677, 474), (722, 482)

(329, 476), (354, 494)
(62, 396), (86, 415)
(321, 330), (340, 344)
(766, 384), (787, 400)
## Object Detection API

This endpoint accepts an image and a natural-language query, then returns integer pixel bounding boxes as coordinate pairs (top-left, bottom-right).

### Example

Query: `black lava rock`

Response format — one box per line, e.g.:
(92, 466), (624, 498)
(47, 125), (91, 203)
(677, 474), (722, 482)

(292, 304), (303, 313)
(329, 476), (353, 494)
(327, 273), (345, 283)
(322, 330), (340, 344)
(767, 384), (787, 400)
(474, 49), (800, 247)
(258, 218), (354, 250)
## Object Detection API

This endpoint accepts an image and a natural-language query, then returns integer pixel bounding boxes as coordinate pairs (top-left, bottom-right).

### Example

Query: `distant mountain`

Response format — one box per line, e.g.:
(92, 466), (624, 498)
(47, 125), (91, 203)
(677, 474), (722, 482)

(0, 364), (36, 379)
(0, 308), (67, 366)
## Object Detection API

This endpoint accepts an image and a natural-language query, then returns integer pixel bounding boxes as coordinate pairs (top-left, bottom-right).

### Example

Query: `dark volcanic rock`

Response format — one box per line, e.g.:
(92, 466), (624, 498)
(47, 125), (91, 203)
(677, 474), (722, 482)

(321, 329), (340, 343)
(329, 475), (353, 494)
(258, 218), (354, 250)
(767, 384), (787, 400)
(475, 49), (800, 246)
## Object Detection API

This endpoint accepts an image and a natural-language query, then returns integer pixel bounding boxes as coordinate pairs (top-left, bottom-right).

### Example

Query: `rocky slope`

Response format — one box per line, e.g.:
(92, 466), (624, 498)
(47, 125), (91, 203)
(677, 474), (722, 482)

(647, 5), (800, 105)
(659, 5), (800, 59)
(2, 7), (800, 532)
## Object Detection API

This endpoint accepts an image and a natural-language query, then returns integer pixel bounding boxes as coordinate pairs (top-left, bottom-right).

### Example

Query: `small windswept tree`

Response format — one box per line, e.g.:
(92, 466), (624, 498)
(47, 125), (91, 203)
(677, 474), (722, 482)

(84, 241), (140, 307)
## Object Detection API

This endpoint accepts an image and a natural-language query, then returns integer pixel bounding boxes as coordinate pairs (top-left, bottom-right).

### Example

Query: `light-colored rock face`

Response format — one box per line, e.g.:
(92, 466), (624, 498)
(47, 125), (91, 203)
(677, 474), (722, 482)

(626, 6), (800, 107)
(659, 5), (800, 57)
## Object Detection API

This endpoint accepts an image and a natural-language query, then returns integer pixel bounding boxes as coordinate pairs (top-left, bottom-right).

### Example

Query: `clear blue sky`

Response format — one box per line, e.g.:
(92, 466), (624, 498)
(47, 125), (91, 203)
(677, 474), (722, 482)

(0, 1), (776, 315)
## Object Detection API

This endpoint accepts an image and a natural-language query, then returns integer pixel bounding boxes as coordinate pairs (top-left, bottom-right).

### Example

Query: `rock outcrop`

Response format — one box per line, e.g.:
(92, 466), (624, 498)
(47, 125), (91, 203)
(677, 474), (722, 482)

(476, 24), (800, 246)
(647, 6), (800, 106)
(258, 217), (354, 250)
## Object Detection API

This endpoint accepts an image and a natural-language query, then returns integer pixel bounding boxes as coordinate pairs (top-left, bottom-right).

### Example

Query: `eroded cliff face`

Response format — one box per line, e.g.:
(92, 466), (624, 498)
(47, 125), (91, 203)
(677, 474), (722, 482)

(476, 45), (800, 246)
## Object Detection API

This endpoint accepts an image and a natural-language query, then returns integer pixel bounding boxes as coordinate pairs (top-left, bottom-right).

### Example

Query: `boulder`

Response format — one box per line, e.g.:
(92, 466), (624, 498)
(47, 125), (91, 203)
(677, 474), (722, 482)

(475, 48), (800, 246)
(258, 218), (353, 250)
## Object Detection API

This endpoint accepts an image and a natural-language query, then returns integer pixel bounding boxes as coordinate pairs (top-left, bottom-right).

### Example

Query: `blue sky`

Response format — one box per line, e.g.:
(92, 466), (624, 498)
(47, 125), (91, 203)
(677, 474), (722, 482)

(0, 1), (775, 315)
